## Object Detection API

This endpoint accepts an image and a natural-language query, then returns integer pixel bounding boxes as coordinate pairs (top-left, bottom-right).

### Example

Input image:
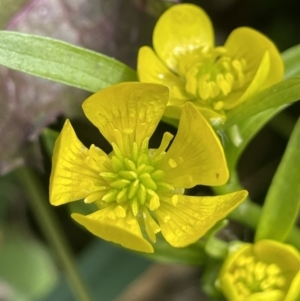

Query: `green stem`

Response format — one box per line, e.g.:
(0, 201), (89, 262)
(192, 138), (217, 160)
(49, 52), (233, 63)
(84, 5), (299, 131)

(213, 171), (300, 250)
(15, 166), (94, 301)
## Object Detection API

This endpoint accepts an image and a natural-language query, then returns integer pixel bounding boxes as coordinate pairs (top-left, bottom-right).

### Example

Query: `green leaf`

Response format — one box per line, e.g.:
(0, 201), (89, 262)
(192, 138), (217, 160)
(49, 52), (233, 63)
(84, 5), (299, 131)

(223, 105), (286, 170)
(255, 117), (300, 242)
(224, 78), (300, 128)
(282, 44), (300, 79)
(0, 31), (137, 92)
(41, 240), (151, 301)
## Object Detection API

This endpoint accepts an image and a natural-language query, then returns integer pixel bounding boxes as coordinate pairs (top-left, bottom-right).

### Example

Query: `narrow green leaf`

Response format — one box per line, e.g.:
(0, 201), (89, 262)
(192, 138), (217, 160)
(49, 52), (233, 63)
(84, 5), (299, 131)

(0, 31), (137, 92)
(224, 78), (300, 128)
(223, 105), (286, 170)
(282, 44), (300, 79)
(255, 118), (300, 242)
(41, 240), (151, 301)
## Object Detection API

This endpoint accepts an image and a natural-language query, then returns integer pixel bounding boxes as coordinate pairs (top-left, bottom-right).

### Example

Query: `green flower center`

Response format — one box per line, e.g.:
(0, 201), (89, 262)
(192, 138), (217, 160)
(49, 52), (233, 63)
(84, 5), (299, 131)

(229, 255), (286, 299)
(180, 46), (247, 110)
(99, 137), (175, 217)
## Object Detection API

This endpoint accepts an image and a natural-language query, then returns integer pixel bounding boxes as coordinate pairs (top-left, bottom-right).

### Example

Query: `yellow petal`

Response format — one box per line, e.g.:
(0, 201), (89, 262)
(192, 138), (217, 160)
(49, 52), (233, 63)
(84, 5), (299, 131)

(153, 4), (213, 72)
(225, 27), (283, 91)
(49, 119), (108, 206)
(286, 269), (300, 301)
(82, 82), (169, 155)
(223, 51), (271, 110)
(137, 46), (189, 117)
(138, 46), (184, 93)
(155, 190), (247, 247)
(160, 102), (229, 188)
(72, 209), (154, 253)
(254, 240), (300, 272)
(247, 291), (284, 301)
(196, 104), (226, 126)
(163, 104), (183, 120)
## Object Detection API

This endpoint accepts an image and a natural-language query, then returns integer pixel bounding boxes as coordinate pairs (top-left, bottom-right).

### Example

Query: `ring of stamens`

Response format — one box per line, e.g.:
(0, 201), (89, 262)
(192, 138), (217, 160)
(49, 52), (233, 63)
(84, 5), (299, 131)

(96, 134), (175, 218)
(228, 255), (286, 299)
(182, 46), (247, 110)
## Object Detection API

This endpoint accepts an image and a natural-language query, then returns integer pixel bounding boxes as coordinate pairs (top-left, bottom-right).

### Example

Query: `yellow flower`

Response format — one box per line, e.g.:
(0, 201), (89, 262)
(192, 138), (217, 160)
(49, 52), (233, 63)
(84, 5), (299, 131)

(218, 240), (300, 301)
(138, 4), (284, 125)
(50, 82), (247, 253)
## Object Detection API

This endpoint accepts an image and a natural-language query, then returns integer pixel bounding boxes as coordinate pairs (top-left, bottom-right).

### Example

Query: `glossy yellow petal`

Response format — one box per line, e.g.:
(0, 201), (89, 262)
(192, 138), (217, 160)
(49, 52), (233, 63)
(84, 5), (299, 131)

(160, 102), (229, 188)
(223, 51), (271, 110)
(196, 104), (226, 126)
(155, 190), (247, 247)
(286, 270), (300, 301)
(72, 209), (154, 253)
(82, 82), (169, 155)
(247, 290), (284, 301)
(153, 4), (213, 72)
(219, 240), (300, 301)
(137, 46), (189, 118)
(254, 240), (300, 272)
(50, 120), (108, 206)
(138, 46), (184, 92)
(225, 27), (283, 91)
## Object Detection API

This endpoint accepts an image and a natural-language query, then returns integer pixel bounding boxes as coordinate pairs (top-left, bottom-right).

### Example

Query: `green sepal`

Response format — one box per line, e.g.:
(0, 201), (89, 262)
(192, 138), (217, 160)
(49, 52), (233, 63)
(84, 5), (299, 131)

(255, 117), (300, 242)
(0, 31), (137, 92)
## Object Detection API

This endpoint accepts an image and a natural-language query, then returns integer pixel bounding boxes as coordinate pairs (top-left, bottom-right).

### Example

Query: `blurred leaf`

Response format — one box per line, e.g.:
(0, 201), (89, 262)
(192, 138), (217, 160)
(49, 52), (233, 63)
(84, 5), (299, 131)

(40, 240), (151, 301)
(224, 78), (300, 128)
(255, 117), (300, 242)
(0, 229), (58, 301)
(282, 44), (300, 79)
(0, 31), (137, 92)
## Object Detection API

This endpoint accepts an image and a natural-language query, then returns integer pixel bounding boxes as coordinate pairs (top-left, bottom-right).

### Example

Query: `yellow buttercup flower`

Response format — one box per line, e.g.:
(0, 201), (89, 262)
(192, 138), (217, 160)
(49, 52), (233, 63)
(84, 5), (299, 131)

(218, 240), (300, 301)
(50, 82), (247, 253)
(138, 4), (284, 125)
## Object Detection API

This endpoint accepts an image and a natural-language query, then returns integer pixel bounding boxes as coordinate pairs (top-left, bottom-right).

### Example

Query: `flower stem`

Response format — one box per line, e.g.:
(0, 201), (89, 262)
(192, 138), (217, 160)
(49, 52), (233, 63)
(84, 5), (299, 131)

(15, 166), (94, 301)
(213, 171), (300, 250)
